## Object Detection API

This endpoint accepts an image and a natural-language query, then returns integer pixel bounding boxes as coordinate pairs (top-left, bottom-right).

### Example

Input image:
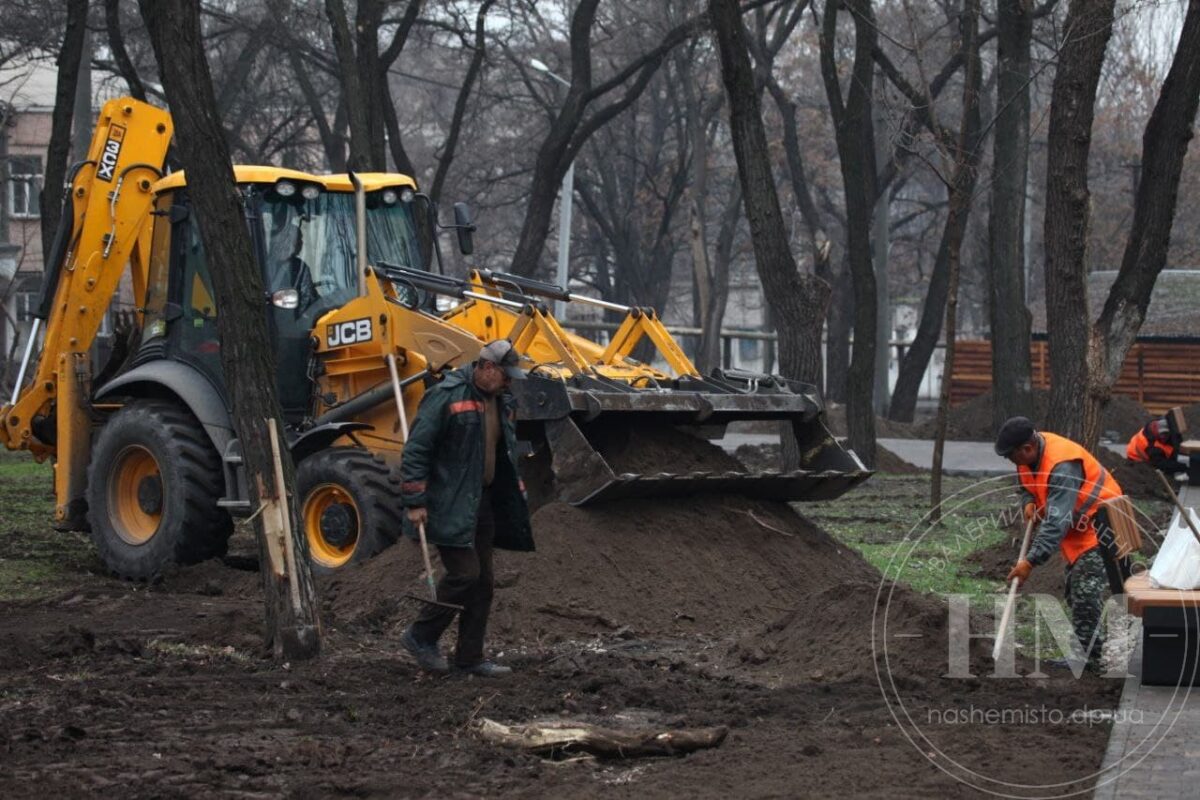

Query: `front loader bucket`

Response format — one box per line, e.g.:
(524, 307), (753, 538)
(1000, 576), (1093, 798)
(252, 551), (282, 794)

(510, 371), (872, 507)
(537, 414), (872, 507)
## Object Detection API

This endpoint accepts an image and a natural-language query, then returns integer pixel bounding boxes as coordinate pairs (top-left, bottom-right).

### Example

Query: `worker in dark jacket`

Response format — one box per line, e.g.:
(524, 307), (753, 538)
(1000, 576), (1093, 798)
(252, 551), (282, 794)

(399, 339), (534, 676)
(1126, 417), (1186, 474)
(996, 417), (1129, 673)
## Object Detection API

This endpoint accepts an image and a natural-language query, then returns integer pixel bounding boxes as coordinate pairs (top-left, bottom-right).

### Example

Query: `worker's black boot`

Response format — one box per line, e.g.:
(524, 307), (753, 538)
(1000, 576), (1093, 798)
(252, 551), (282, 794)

(401, 627), (449, 674)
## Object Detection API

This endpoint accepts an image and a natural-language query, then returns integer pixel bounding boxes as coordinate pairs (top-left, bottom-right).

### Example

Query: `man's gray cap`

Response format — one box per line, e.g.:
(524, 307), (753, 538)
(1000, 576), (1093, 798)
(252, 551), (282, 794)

(478, 339), (525, 379)
(994, 416), (1036, 456)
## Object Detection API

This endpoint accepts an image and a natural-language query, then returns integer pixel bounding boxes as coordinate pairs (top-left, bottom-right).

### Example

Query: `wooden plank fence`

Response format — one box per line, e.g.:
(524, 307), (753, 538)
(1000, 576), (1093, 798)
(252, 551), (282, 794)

(949, 340), (1200, 414)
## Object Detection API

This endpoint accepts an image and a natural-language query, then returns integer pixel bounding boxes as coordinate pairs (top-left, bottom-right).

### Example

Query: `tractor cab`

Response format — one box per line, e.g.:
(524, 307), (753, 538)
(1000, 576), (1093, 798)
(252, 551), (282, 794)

(140, 168), (428, 421)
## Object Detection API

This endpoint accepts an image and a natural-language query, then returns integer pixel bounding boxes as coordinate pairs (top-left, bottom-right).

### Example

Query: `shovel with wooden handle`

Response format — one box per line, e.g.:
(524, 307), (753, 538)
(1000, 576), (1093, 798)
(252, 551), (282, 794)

(387, 354), (463, 613)
(993, 516), (1037, 661)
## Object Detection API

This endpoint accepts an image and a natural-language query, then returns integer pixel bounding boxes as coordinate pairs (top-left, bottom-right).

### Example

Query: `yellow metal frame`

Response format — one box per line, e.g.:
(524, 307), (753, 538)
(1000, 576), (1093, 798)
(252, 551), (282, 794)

(0, 98), (173, 522)
(597, 307), (700, 378)
(446, 271), (700, 382)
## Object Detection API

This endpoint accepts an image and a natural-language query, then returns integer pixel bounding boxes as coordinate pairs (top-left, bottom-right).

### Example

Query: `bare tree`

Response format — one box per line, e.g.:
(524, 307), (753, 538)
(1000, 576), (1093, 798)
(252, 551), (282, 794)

(322, 0), (423, 172)
(1047, 0), (1200, 446)
(929, 0), (983, 522)
(987, 0), (1035, 431)
(819, 0), (879, 466)
(505, 0), (708, 276)
(104, 0), (148, 101)
(1042, 0), (1116, 442)
(39, 0), (88, 260)
(710, 0), (831, 403)
(138, 0), (321, 660)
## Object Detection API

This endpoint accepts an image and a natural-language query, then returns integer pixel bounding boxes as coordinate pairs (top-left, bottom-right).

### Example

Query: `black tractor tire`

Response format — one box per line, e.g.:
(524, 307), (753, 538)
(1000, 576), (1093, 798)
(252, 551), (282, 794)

(297, 448), (403, 574)
(87, 400), (232, 580)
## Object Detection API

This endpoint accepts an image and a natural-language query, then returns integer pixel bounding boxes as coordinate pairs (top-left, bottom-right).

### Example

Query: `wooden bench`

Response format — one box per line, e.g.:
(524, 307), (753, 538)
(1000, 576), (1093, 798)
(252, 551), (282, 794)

(1124, 572), (1200, 685)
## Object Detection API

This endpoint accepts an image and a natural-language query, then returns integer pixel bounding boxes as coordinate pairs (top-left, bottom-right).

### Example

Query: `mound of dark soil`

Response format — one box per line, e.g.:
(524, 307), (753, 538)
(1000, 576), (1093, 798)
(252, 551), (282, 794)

(822, 405), (922, 439)
(323, 494), (879, 643)
(1103, 395), (1156, 438)
(1100, 448), (1170, 501)
(875, 445), (924, 474)
(592, 422), (746, 475)
(727, 580), (958, 684)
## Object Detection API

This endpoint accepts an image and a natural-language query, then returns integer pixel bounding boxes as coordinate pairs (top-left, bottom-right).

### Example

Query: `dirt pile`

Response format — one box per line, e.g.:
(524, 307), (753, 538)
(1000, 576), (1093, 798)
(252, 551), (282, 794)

(321, 488), (982, 687)
(1100, 448), (1170, 501)
(727, 579), (960, 684)
(822, 405), (922, 439)
(323, 494), (880, 643)
(592, 421), (746, 475)
(1102, 395), (1156, 437)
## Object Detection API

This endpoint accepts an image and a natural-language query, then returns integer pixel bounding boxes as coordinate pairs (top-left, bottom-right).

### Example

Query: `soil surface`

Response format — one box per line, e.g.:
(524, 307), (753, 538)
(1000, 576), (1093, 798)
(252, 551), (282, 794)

(0, 486), (1122, 799)
(968, 535), (1068, 597)
(1099, 448), (1173, 501)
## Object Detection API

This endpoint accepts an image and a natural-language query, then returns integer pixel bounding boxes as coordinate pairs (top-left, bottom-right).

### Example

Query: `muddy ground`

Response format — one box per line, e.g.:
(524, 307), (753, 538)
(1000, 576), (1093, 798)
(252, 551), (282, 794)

(0, 479), (1125, 800)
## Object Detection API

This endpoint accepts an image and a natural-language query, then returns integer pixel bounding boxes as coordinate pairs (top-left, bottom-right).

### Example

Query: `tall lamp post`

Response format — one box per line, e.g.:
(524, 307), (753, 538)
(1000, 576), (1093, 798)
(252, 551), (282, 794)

(530, 58), (573, 319)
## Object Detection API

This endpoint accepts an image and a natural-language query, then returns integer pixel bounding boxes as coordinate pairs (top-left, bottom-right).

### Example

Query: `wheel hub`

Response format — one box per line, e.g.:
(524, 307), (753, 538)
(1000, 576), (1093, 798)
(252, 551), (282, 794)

(137, 475), (163, 515)
(319, 503), (358, 548)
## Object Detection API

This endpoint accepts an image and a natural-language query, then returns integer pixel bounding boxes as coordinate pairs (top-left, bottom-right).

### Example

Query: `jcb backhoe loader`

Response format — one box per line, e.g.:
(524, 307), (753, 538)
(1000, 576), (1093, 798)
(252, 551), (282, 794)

(0, 97), (870, 579)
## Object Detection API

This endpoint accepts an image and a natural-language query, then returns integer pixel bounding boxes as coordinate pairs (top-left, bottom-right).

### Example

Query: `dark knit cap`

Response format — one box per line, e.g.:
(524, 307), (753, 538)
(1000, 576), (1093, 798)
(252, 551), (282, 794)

(994, 416), (1036, 457)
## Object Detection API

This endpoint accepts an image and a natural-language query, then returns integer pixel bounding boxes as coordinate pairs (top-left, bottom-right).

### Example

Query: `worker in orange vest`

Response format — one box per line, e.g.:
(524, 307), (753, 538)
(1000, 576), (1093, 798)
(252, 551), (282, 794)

(1125, 417), (1185, 474)
(995, 417), (1131, 672)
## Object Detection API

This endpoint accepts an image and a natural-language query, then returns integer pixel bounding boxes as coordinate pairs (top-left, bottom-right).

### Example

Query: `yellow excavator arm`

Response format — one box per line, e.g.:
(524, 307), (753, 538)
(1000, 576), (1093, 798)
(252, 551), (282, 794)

(0, 98), (173, 523)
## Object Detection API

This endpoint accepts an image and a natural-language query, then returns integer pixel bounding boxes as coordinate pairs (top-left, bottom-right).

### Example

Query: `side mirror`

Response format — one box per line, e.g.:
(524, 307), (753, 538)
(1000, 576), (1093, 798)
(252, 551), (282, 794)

(453, 202), (476, 256)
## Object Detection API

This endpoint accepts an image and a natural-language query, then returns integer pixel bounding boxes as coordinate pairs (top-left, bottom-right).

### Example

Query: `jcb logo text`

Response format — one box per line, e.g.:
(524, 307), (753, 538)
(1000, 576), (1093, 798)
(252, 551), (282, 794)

(327, 318), (372, 347)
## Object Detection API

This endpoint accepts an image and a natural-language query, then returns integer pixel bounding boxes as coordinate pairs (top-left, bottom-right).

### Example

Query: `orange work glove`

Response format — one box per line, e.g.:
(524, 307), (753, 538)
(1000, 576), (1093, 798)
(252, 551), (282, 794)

(1023, 502), (1039, 522)
(1007, 559), (1033, 585)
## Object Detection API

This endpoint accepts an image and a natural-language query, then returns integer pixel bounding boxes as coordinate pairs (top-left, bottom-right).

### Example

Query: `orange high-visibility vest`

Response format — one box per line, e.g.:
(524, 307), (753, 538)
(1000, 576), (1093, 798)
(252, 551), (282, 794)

(1126, 426), (1176, 462)
(1017, 432), (1124, 564)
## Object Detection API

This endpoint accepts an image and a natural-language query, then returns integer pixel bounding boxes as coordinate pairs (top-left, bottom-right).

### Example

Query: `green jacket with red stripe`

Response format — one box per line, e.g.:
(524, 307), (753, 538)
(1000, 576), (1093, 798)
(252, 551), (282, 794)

(399, 363), (534, 551)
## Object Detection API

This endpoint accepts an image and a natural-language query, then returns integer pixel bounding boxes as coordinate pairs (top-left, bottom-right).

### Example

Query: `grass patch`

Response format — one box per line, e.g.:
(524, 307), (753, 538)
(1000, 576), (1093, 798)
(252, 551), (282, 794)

(803, 472), (1069, 655)
(0, 449), (96, 600)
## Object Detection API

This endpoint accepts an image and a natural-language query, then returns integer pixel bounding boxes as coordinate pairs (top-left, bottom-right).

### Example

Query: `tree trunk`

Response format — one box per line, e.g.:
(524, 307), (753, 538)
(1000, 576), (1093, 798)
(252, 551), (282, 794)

(888, 97), (983, 423)
(931, 0), (982, 522)
(987, 0), (1035, 433)
(826, 263), (852, 402)
(1042, 0), (1116, 442)
(769, 73), (832, 394)
(139, 0), (321, 660)
(508, 2), (705, 277)
(888, 226), (952, 422)
(39, 0), (89, 260)
(104, 0), (147, 101)
(700, 180), (741, 374)
(324, 0), (375, 171)
(819, 0), (878, 466)
(1082, 0), (1200, 445)
(429, 0), (495, 202)
(710, 0), (831, 394)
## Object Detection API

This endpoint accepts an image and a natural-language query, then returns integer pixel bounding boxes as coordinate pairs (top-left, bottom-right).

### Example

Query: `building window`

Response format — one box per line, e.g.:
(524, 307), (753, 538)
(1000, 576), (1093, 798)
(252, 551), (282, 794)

(7, 155), (42, 219)
(738, 337), (761, 361)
